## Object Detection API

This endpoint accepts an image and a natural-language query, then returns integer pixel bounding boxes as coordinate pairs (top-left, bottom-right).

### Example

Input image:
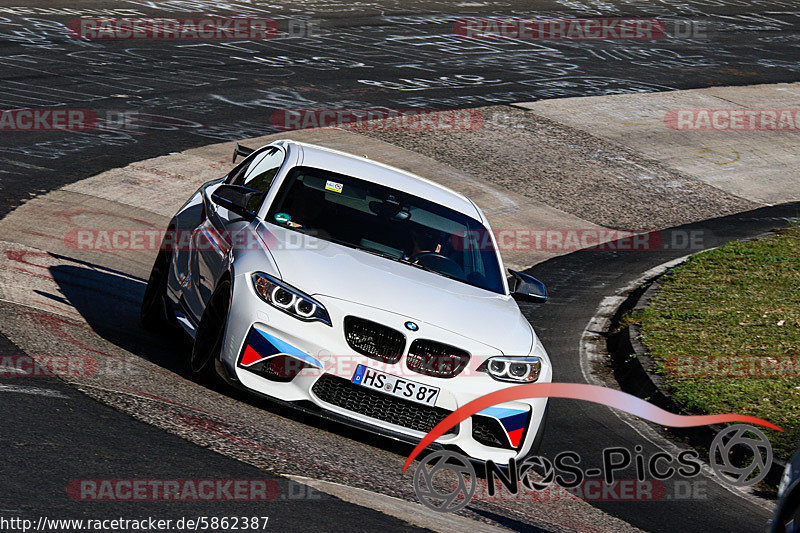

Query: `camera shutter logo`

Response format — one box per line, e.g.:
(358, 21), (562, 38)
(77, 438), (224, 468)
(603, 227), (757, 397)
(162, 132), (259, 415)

(710, 424), (772, 487)
(518, 455), (555, 491)
(413, 450), (476, 512)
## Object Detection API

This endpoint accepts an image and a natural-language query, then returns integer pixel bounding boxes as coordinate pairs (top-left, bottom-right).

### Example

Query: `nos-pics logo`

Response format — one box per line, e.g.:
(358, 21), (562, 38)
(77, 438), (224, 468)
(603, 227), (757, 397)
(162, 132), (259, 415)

(413, 424), (773, 512)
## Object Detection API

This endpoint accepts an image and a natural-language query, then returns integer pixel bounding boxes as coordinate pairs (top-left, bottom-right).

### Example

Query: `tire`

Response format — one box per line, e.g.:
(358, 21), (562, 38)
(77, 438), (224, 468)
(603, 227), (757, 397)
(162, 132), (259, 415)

(527, 403), (549, 456)
(140, 241), (175, 333)
(189, 279), (231, 384)
(777, 498), (800, 533)
(516, 405), (550, 475)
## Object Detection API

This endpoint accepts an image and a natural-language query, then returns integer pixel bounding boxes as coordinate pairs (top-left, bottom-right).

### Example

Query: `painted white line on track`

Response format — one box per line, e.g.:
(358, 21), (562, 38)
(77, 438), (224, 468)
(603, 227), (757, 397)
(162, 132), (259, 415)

(0, 383), (70, 398)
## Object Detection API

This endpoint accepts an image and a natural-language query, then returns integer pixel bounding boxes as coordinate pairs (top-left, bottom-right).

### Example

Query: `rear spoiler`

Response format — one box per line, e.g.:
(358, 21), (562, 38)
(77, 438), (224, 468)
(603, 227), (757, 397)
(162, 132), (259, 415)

(232, 142), (255, 164)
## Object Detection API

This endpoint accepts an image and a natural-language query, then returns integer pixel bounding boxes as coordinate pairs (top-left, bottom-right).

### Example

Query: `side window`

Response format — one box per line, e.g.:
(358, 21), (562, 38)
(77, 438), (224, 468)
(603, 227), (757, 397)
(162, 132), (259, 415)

(226, 147), (285, 213)
(230, 148), (284, 194)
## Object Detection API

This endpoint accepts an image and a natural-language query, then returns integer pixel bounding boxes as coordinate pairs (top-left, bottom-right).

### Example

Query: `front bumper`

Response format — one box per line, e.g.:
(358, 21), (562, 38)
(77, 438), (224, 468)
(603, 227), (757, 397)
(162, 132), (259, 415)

(219, 272), (552, 463)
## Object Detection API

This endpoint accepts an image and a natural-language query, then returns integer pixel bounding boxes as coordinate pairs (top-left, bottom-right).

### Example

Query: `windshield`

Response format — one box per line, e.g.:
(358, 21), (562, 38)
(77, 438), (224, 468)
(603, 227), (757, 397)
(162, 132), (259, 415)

(266, 166), (505, 294)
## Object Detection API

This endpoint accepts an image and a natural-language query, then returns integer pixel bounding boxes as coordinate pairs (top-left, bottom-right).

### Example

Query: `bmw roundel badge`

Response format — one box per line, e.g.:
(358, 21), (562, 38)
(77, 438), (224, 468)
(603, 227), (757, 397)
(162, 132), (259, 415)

(404, 321), (419, 332)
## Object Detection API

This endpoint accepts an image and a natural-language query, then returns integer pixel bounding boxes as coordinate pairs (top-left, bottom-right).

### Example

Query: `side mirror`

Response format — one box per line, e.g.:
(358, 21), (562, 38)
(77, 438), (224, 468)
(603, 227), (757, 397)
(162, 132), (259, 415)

(508, 269), (547, 303)
(210, 184), (262, 221)
(232, 142), (255, 164)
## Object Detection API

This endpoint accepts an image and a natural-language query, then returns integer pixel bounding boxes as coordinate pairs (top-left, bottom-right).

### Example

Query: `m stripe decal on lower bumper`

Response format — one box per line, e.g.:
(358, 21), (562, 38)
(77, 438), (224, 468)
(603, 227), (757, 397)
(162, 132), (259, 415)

(239, 326), (324, 369)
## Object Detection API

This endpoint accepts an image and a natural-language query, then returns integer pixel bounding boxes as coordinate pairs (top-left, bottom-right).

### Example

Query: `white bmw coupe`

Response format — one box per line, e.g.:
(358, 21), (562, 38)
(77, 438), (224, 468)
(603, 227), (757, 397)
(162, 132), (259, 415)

(141, 140), (552, 462)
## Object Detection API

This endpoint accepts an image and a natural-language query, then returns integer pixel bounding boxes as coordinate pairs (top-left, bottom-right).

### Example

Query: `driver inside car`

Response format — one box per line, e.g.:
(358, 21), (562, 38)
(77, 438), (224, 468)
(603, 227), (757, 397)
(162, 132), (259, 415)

(405, 229), (444, 262)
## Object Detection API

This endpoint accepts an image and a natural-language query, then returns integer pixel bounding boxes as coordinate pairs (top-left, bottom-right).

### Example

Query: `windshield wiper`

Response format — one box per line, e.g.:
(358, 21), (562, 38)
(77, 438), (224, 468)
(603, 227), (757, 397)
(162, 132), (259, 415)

(359, 247), (406, 264)
(359, 248), (432, 272)
(383, 254), (467, 284)
(403, 260), (464, 283)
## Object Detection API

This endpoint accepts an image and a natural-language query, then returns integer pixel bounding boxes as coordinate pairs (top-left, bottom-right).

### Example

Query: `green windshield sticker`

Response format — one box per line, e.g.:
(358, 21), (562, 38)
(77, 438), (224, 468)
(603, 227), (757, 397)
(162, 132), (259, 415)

(274, 212), (291, 224)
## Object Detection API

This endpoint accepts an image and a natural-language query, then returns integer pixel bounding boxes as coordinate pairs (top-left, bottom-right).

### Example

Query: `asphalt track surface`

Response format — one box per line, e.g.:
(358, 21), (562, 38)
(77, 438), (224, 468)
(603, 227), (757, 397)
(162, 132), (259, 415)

(2, 1), (800, 531)
(3, 0), (800, 217)
(0, 363), (425, 532)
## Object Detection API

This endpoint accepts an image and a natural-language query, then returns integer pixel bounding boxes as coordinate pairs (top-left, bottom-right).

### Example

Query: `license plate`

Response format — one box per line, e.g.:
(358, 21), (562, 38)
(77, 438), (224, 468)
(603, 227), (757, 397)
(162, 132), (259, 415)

(352, 365), (440, 407)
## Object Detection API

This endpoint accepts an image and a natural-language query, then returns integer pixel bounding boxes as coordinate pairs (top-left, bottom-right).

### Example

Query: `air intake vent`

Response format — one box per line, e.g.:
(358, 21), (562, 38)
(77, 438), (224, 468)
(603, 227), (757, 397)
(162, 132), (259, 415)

(406, 339), (470, 378)
(312, 375), (457, 435)
(344, 316), (405, 364)
(472, 415), (513, 449)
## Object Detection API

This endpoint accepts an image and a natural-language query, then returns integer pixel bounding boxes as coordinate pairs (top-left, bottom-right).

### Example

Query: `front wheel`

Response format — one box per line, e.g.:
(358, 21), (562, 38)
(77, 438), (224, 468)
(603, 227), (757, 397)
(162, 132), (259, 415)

(189, 279), (231, 384)
(141, 242), (175, 333)
(526, 403), (549, 457)
(776, 499), (800, 533)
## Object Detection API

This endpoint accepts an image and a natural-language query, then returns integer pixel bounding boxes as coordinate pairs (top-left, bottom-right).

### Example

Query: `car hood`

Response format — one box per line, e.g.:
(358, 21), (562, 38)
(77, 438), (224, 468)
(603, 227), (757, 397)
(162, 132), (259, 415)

(259, 223), (535, 355)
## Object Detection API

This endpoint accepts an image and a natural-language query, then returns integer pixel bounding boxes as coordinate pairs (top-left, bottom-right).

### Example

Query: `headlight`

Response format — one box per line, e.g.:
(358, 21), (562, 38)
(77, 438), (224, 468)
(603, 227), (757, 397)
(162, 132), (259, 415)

(251, 272), (332, 326)
(479, 356), (541, 383)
